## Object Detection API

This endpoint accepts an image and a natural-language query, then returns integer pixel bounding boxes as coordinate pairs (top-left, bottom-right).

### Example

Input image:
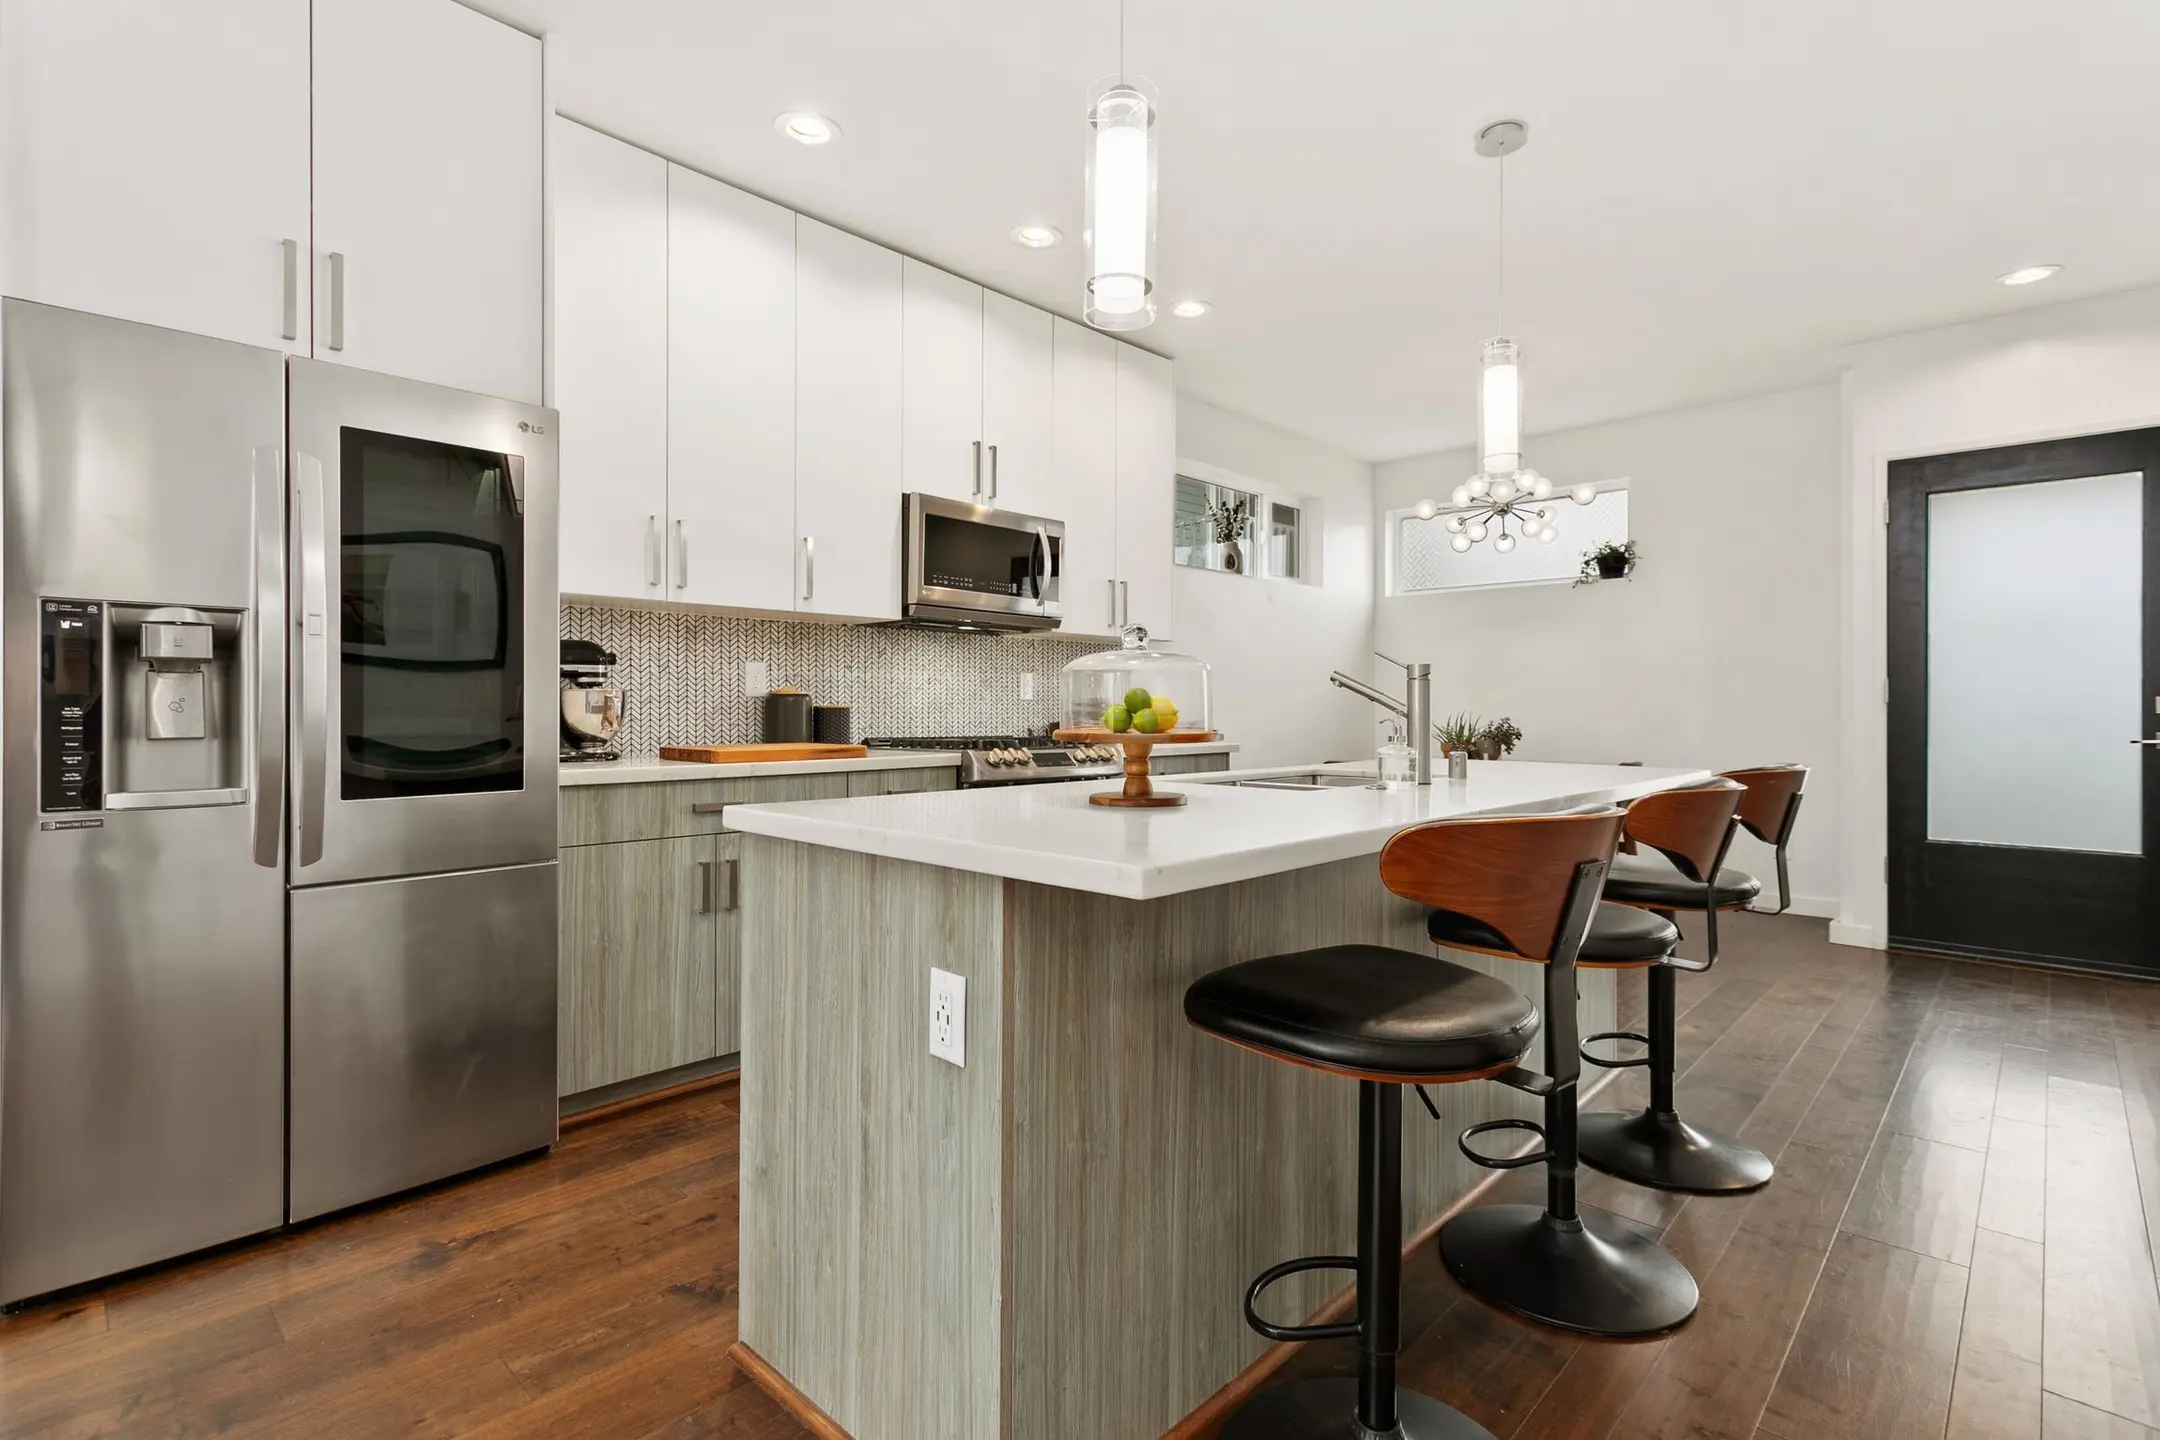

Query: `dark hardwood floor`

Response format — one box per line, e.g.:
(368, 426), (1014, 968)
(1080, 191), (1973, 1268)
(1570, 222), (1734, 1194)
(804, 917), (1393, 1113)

(0, 912), (2154, 1439)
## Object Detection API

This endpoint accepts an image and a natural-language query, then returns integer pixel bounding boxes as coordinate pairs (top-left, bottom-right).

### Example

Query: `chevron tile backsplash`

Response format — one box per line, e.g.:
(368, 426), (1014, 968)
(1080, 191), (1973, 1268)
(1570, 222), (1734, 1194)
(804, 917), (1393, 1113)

(561, 603), (1112, 754)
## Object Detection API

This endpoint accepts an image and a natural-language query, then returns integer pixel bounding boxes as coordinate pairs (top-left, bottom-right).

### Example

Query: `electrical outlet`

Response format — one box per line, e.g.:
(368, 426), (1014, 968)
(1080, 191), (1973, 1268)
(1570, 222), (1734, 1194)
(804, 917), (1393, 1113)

(743, 661), (768, 696)
(1018, 671), (1036, 701)
(928, 968), (966, 1067)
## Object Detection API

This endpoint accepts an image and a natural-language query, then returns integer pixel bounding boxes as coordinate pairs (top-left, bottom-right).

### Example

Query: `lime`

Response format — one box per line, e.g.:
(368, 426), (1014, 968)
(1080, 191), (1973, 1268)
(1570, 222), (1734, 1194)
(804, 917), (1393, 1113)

(1122, 686), (1153, 714)
(1132, 707), (1162, 734)
(1103, 704), (1132, 733)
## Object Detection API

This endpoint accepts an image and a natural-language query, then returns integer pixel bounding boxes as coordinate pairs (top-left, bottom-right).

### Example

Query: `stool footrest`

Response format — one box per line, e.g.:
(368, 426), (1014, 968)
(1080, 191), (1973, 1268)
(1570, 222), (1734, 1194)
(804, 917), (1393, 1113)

(1581, 1030), (1652, 1069)
(1458, 1117), (1552, 1170)
(1242, 1255), (1362, 1343)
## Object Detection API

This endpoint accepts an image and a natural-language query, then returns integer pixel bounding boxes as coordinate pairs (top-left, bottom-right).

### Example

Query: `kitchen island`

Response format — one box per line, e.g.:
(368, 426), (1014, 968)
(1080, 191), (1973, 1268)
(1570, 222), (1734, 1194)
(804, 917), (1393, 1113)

(726, 761), (1709, 1440)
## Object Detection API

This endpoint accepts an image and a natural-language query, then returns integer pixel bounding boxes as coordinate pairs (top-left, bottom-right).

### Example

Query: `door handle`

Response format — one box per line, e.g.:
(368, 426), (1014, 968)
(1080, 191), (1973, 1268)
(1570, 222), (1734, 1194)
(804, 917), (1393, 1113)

(293, 451), (328, 868)
(251, 446), (286, 868)
(674, 519), (688, 590)
(646, 514), (661, 587)
(2135, 739), (2160, 747)
(280, 239), (299, 343)
(802, 535), (815, 602)
(988, 443), (999, 501)
(697, 860), (715, 914)
(326, 252), (345, 352)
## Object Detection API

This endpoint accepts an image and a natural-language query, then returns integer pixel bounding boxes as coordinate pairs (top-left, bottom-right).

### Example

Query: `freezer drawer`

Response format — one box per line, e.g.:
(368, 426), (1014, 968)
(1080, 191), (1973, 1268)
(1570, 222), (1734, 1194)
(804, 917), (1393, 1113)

(289, 861), (558, 1222)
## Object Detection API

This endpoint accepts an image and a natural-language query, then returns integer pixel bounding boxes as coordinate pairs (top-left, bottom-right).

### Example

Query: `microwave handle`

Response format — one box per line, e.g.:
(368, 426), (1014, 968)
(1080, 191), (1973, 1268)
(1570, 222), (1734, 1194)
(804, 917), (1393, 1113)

(293, 450), (328, 868)
(1030, 525), (1049, 603)
(251, 446), (286, 867)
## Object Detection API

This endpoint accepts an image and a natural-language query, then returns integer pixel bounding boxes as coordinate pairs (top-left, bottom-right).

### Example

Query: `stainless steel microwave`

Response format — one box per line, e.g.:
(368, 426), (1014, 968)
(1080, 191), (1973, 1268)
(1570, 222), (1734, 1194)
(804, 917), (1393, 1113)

(901, 493), (1064, 631)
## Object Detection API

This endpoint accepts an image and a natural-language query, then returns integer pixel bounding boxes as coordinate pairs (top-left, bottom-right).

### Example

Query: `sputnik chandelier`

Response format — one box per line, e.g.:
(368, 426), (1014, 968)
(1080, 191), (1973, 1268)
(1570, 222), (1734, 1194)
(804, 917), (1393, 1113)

(1410, 120), (1594, 555)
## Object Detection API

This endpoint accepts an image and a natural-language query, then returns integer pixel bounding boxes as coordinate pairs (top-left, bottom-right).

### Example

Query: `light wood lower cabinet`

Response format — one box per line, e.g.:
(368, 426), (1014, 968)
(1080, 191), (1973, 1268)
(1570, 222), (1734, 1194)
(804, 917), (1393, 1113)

(558, 832), (740, 1097)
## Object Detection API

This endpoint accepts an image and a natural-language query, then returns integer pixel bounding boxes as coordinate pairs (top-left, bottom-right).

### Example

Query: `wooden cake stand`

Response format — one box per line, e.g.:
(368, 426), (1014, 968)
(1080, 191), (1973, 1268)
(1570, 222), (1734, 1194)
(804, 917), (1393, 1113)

(1051, 727), (1222, 808)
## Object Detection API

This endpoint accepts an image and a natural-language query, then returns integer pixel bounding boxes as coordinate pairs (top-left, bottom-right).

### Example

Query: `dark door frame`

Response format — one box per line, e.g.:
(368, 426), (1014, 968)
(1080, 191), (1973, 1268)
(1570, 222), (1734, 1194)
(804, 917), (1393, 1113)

(1886, 425), (2160, 977)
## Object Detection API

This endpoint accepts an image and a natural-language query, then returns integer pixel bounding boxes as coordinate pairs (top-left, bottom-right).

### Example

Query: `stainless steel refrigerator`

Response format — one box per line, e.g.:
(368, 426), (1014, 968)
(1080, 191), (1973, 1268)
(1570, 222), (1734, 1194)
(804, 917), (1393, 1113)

(0, 299), (559, 1305)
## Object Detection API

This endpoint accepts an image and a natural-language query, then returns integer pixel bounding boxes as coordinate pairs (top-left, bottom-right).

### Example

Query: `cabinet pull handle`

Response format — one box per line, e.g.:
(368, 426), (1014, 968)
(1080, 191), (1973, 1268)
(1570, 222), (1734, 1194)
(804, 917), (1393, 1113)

(724, 857), (739, 912)
(690, 802), (727, 815)
(1107, 578), (1118, 627)
(988, 443), (999, 500)
(646, 515), (661, 586)
(802, 535), (815, 601)
(280, 239), (299, 342)
(972, 440), (983, 498)
(696, 860), (715, 914)
(674, 519), (688, 590)
(1119, 580), (1130, 628)
(327, 251), (345, 351)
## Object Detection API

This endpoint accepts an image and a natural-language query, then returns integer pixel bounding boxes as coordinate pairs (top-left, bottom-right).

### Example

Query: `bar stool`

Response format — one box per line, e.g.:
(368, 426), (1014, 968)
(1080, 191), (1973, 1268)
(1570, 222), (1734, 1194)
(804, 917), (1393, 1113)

(1722, 765), (1809, 915)
(1576, 775), (1778, 1194)
(1412, 812), (1699, 1337)
(1182, 812), (1618, 1437)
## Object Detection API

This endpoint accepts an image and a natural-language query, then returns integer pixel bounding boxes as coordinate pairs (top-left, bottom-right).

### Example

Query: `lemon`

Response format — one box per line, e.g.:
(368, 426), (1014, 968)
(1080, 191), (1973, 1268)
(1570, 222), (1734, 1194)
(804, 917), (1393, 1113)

(1152, 699), (1180, 730)
(1122, 686), (1153, 714)
(1132, 707), (1162, 734)
(1103, 704), (1132, 733)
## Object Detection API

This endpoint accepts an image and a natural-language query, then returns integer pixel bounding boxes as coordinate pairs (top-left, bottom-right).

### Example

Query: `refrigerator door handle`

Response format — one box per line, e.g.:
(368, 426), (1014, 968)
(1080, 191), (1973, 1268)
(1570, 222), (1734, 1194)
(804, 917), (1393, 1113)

(251, 445), (287, 868)
(294, 450), (329, 868)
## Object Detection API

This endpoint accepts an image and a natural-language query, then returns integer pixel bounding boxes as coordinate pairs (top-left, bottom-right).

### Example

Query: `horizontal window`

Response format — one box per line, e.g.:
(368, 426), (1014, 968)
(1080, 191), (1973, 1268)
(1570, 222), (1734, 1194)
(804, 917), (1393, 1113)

(1392, 484), (1629, 594)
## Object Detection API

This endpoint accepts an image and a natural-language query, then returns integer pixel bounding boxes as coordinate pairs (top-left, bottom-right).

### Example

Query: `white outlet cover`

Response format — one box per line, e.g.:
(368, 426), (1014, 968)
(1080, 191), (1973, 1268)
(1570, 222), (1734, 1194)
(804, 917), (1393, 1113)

(1019, 671), (1036, 700)
(744, 660), (768, 696)
(929, 967), (966, 1068)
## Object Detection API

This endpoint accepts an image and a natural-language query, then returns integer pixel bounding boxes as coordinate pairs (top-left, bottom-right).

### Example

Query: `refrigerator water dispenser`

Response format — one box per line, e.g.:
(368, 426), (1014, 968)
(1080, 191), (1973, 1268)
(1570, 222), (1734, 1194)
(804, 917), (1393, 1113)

(105, 602), (248, 806)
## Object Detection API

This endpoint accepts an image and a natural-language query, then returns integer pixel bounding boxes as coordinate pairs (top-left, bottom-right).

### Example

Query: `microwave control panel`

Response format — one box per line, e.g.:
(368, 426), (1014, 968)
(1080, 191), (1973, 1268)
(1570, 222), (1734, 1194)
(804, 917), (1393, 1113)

(40, 599), (103, 812)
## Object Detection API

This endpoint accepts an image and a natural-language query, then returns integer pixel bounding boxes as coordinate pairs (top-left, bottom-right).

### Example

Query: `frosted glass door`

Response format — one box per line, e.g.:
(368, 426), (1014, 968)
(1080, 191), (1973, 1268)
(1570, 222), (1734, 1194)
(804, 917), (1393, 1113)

(1926, 473), (2142, 853)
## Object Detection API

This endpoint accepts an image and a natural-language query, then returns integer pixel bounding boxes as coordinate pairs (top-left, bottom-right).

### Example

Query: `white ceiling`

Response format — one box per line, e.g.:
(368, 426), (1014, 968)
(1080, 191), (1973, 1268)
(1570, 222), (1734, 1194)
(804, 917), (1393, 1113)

(484, 0), (2160, 462)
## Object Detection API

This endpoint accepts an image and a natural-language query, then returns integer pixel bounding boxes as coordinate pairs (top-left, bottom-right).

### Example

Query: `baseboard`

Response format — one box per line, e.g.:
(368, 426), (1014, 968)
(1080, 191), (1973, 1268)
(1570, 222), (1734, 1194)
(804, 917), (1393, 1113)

(559, 1057), (739, 1129)
(1827, 920), (1881, 950)
(1745, 894), (1838, 920)
(730, 1341), (852, 1440)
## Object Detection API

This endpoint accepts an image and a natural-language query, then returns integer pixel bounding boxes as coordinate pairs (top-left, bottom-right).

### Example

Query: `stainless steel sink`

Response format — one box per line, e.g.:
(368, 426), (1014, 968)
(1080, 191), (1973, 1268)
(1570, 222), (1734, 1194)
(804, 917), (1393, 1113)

(1226, 772), (1381, 791)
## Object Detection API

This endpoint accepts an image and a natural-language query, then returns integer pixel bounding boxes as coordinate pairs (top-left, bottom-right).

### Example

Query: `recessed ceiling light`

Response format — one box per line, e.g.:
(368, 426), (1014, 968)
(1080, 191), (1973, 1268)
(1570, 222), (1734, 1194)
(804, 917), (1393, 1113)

(1170, 299), (1211, 318)
(1010, 225), (1063, 249)
(774, 112), (840, 146)
(1996, 264), (2061, 287)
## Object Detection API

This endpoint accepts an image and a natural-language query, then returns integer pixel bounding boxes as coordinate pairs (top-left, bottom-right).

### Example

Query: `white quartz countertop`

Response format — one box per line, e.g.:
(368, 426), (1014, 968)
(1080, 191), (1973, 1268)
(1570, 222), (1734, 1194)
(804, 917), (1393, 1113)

(559, 740), (1241, 787)
(725, 759), (1712, 899)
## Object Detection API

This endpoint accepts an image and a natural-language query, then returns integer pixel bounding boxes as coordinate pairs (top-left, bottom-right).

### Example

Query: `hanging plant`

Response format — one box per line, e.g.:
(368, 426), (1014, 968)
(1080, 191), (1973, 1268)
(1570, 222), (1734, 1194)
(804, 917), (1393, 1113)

(1577, 540), (1639, 587)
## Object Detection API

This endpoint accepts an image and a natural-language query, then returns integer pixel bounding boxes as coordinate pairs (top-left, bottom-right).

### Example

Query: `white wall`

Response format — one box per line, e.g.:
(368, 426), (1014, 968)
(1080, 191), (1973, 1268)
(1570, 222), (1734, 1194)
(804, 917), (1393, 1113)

(1836, 283), (2160, 947)
(1174, 396), (1375, 768)
(1374, 385), (1844, 913)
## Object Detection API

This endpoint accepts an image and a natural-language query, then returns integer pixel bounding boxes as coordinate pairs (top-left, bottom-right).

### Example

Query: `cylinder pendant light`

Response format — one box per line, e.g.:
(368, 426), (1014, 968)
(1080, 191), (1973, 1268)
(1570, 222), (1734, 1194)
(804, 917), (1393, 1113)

(1479, 337), (1521, 476)
(1085, 77), (1158, 331)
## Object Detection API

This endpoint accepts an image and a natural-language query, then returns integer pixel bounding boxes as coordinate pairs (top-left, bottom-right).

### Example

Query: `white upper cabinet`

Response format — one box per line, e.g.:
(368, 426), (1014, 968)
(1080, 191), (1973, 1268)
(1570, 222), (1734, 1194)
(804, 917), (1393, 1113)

(1115, 344), (1178, 639)
(552, 119), (668, 602)
(795, 217), (902, 621)
(981, 292), (1055, 517)
(0, 0), (311, 353)
(901, 259), (984, 504)
(668, 164), (798, 613)
(312, 0), (542, 402)
(1052, 320), (1122, 638)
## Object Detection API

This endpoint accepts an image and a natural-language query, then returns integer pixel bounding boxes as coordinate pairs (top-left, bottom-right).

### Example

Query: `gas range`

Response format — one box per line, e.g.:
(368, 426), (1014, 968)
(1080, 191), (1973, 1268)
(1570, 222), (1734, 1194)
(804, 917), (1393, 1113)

(862, 735), (1126, 788)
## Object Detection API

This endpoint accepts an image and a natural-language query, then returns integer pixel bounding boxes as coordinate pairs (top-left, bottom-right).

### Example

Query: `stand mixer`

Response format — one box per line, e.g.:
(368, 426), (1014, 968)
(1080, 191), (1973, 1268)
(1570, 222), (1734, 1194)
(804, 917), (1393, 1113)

(559, 638), (626, 762)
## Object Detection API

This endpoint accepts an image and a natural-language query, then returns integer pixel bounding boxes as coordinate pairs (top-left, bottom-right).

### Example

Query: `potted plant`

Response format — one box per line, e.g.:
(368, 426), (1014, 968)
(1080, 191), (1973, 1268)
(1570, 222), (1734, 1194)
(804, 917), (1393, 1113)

(1438, 711), (1484, 757)
(1474, 717), (1522, 761)
(1577, 540), (1639, 586)
(1205, 495), (1253, 574)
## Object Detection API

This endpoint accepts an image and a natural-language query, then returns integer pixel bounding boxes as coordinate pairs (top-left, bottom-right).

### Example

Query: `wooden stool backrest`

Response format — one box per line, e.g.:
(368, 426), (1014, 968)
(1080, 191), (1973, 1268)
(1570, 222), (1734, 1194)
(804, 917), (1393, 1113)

(1379, 808), (1626, 962)
(1721, 765), (1809, 845)
(1624, 778), (1746, 882)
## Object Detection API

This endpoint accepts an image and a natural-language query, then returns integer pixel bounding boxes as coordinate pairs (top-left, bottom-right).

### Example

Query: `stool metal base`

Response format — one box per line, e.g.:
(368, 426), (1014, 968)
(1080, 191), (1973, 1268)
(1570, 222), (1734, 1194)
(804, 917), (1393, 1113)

(1577, 1108), (1775, 1195)
(1438, 1204), (1698, 1337)
(1221, 1377), (1496, 1440)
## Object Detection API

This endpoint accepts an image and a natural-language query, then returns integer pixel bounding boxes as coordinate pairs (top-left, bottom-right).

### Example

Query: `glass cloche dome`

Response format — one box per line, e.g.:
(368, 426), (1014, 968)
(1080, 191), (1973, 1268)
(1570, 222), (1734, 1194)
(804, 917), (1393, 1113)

(1062, 627), (1212, 737)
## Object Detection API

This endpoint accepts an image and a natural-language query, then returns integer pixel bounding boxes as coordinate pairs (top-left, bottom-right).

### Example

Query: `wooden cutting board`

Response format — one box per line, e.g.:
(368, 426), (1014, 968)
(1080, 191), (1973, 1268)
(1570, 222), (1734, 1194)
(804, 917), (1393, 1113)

(657, 743), (871, 764)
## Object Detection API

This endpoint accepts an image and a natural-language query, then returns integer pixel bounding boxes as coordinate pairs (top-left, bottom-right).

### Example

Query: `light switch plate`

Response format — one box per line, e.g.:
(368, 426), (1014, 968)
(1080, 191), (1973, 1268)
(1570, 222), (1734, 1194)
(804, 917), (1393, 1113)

(744, 661), (768, 696)
(929, 968), (966, 1067)
(1019, 671), (1036, 701)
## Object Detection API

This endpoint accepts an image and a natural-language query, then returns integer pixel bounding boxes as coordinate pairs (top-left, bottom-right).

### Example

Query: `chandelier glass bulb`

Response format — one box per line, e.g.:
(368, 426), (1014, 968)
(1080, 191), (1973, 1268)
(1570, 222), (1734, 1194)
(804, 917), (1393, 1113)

(1571, 482), (1598, 506)
(1468, 476), (1491, 499)
(1450, 533), (1473, 553)
(1494, 532), (1517, 554)
(1450, 484), (1472, 507)
(1530, 474), (1553, 499)
(1444, 513), (1466, 534)
(1535, 525), (1558, 543)
(1521, 517), (1544, 539)
(1412, 498), (1438, 520)
(1465, 520), (1488, 543)
(1489, 476), (1518, 504)
(1084, 79), (1158, 331)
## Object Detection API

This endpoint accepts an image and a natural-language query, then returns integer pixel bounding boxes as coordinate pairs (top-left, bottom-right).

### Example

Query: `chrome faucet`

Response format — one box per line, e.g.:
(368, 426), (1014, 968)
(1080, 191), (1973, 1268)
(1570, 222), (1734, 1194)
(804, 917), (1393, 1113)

(1330, 654), (1433, 784)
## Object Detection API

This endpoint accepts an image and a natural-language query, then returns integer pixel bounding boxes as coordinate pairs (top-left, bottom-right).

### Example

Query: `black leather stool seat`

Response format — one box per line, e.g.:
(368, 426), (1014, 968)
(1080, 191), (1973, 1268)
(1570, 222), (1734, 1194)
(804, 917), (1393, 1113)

(1603, 852), (1762, 910)
(1579, 904), (1681, 968)
(1184, 945), (1538, 1078)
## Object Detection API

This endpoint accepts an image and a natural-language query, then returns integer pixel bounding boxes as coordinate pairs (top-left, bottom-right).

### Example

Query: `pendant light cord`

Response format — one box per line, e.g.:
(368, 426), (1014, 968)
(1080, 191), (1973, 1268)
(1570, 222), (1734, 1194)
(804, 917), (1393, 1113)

(1119, 0), (1127, 82)
(1494, 153), (1507, 337)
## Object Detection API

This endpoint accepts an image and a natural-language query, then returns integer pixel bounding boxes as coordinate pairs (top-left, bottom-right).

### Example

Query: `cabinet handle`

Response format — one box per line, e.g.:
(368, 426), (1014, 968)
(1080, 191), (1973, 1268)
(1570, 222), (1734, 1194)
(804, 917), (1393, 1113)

(280, 239), (299, 342)
(690, 802), (728, 815)
(802, 535), (815, 601)
(972, 441), (983, 499)
(1120, 579), (1130, 628)
(1107, 579), (1118, 627)
(326, 251), (345, 351)
(724, 857), (739, 912)
(646, 515), (661, 587)
(988, 443), (999, 501)
(674, 519), (688, 590)
(696, 860), (715, 914)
